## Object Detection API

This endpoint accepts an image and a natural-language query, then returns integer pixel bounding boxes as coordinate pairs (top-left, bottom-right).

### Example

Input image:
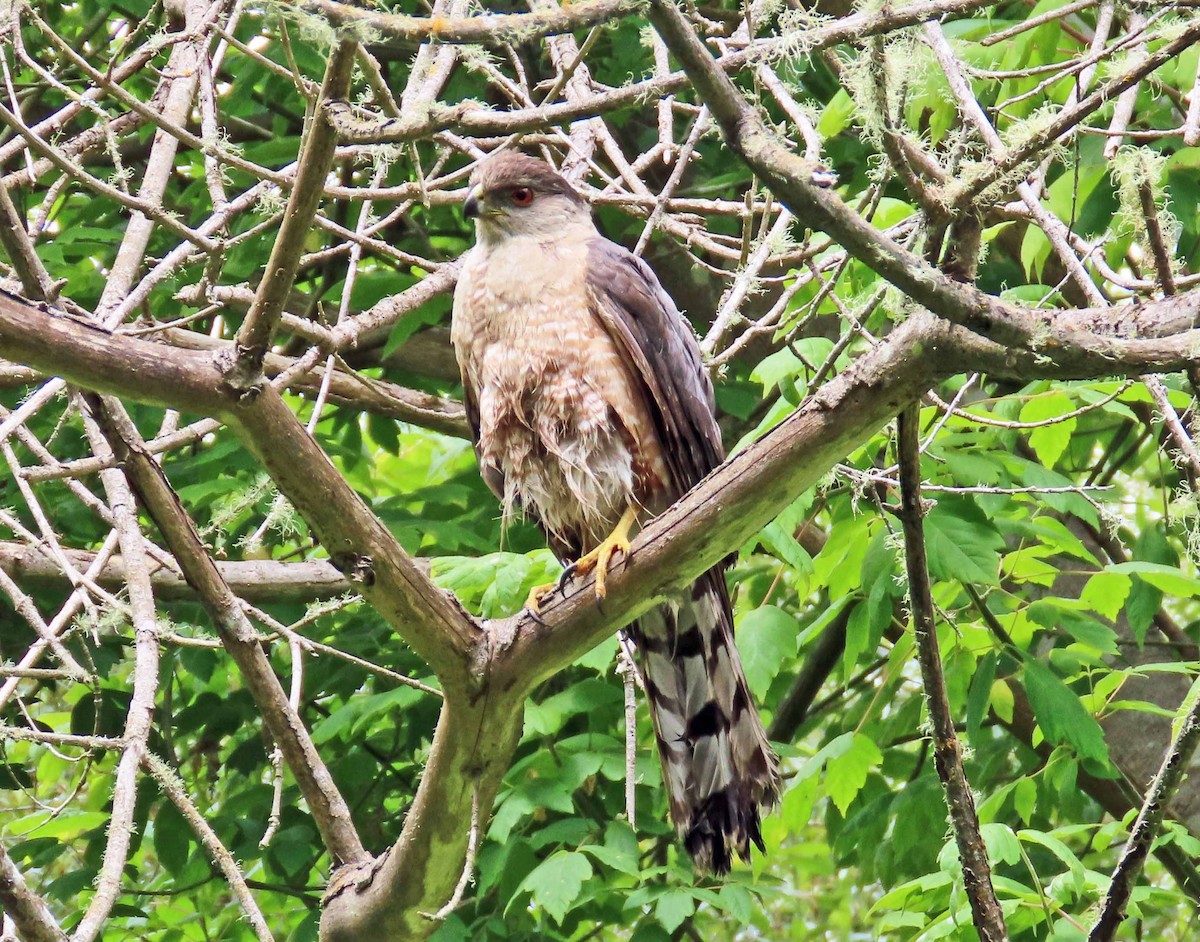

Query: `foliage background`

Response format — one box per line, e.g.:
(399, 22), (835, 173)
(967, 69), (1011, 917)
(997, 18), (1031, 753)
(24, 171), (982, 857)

(2, 0), (1200, 940)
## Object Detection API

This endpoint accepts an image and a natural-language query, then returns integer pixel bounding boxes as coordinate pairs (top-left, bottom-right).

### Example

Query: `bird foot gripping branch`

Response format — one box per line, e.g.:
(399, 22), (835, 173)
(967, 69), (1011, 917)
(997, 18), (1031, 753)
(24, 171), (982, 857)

(524, 503), (638, 614)
(561, 503), (638, 601)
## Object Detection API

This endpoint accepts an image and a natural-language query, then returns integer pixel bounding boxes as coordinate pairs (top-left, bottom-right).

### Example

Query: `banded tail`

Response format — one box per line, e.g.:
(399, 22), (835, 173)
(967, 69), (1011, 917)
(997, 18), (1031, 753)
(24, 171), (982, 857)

(632, 572), (780, 874)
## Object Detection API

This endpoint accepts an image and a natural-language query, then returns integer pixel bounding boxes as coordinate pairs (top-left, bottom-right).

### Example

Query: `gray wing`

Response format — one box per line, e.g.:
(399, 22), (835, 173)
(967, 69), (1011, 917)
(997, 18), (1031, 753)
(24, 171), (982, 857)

(585, 238), (724, 495)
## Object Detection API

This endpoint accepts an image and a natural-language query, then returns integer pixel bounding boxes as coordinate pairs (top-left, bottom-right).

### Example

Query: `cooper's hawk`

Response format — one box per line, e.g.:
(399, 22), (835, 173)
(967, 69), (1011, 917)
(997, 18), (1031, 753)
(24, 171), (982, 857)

(451, 152), (779, 873)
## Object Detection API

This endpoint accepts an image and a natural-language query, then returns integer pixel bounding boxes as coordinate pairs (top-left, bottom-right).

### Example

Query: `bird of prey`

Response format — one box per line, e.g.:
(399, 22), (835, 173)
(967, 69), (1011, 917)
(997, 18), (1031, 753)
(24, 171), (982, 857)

(451, 152), (779, 873)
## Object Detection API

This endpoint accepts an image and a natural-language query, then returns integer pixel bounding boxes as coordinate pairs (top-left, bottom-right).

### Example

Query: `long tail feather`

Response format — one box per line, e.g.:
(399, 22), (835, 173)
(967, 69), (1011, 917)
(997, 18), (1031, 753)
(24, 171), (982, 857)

(631, 571), (779, 874)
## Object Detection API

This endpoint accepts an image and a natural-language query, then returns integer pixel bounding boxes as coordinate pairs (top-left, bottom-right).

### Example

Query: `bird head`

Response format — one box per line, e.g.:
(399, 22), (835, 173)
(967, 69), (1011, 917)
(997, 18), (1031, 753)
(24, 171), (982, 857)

(463, 152), (591, 244)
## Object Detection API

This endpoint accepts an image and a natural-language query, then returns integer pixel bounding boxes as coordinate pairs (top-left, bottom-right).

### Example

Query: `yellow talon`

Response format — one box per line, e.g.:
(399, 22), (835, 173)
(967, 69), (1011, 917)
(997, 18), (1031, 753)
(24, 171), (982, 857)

(569, 504), (639, 601)
(525, 581), (559, 615)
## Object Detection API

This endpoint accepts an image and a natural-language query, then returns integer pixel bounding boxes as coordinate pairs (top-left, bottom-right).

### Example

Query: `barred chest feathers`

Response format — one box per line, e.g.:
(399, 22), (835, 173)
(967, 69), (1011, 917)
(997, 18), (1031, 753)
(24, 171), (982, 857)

(452, 233), (669, 552)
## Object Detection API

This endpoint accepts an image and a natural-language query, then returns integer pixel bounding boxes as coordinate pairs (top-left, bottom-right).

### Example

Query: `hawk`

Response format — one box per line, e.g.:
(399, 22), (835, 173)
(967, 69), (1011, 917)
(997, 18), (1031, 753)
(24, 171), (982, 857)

(451, 152), (779, 873)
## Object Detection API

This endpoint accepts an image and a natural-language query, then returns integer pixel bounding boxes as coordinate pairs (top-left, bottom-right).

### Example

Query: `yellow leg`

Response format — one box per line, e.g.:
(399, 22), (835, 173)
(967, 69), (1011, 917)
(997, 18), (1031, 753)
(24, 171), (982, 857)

(568, 504), (639, 601)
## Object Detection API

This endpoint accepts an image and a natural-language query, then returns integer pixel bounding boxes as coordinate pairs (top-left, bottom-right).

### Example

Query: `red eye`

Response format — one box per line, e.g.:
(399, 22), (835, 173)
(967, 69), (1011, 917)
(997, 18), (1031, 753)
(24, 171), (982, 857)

(510, 187), (533, 206)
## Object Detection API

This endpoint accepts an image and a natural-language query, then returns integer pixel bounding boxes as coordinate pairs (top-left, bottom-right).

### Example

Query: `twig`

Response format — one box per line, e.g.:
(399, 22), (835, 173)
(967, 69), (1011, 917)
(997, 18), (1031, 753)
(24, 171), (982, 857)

(1138, 177), (1178, 296)
(231, 39), (356, 387)
(1087, 671), (1200, 939)
(1103, 13), (1147, 160)
(71, 401), (164, 942)
(979, 0), (1096, 46)
(143, 754), (275, 942)
(617, 638), (640, 828)
(896, 405), (1008, 942)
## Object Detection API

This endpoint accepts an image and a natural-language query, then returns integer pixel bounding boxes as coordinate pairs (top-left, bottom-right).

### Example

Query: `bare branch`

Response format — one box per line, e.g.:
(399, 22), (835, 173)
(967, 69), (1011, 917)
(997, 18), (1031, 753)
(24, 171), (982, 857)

(0, 844), (66, 942)
(143, 754), (276, 941)
(0, 541), (355, 602)
(83, 394), (370, 867)
(897, 405), (1008, 942)
(71, 404), (163, 942)
(232, 39), (356, 385)
(300, 0), (645, 45)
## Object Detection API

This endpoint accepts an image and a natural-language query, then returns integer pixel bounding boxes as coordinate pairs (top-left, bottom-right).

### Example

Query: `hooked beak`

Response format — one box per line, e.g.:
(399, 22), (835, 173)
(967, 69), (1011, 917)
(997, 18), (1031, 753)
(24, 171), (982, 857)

(463, 184), (482, 220)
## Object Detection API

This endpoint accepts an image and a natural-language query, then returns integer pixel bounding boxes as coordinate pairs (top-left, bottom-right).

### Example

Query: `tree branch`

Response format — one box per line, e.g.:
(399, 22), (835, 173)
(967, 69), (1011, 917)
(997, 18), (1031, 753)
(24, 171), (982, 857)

(320, 697), (523, 941)
(1087, 381), (1200, 939)
(897, 405), (1008, 942)
(231, 39), (356, 387)
(163, 329), (468, 438)
(493, 312), (946, 684)
(72, 404), (164, 942)
(0, 541), (358, 603)
(645, 0), (1200, 367)
(300, 0), (645, 44)
(0, 844), (66, 942)
(0, 289), (481, 681)
(83, 394), (370, 867)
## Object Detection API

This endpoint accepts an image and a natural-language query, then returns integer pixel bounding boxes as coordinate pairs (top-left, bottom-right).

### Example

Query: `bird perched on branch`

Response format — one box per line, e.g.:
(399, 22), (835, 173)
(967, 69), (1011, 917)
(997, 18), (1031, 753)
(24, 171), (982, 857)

(451, 151), (779, 873)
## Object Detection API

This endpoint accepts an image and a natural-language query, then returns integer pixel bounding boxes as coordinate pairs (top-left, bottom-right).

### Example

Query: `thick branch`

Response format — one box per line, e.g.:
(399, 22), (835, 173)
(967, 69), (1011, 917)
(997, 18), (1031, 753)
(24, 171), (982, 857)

(0, 290), (229, 413)
(321, 696), (522, 942)
(0, 289), (481, 683)
(222, 388), (482, 682)
(492, 313), (946, 686)
(321, 315), (956, 938)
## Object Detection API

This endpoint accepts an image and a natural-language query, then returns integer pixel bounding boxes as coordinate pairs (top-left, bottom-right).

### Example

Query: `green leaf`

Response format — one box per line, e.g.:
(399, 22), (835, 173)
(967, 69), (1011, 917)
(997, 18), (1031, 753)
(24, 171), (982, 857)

(1108, 561), (1200, 598)
(825, 733), (883, 816)
(1020, 392), (1077, 467)
(1172, 671), (1200, 741)
(924, 498), (1004, 586)
(758, 519), (813, 575)
(1079, 572), (1131, 621)
(1026, 600), (1118, 654)
(1019, 829), (1086, 895)
(1126, 525), (1175, 643)
(154, 805), (192, 877)
(581, 821), (640, 876)
(1013, 777), (1037, 825)
(655, 889), (696, 932)
(1023, 660), (1110, 771)
(842, 577), (890, 682)
(980, 822), (1022, 865)
(520, 851), (593, 924)
(966, 651), (998, 740)
(718, 884), (755, 924)
(737, 605), (798, 698)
